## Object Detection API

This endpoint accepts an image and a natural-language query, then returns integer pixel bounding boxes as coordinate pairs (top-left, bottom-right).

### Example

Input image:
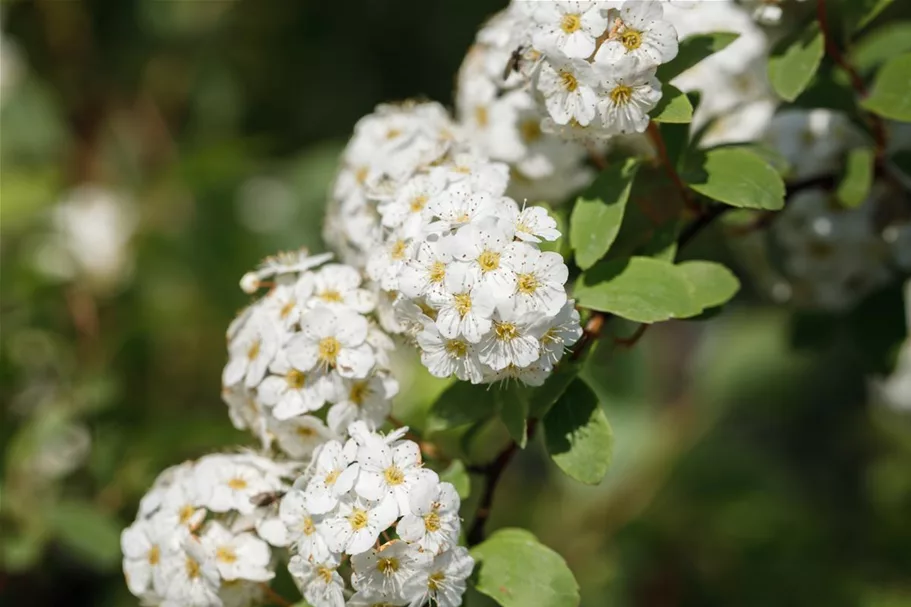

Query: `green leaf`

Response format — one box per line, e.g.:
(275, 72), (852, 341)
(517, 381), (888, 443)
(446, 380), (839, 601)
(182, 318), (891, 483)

(569, 158), (639, 270)
(682, 147), (786, 210)
(651, 84), (694, 123)
(497, 385), (529, 448)
(543, 379), (613, 485)
(440, 460), (471, 499)
(768, 22), (825, 102)
(575, 257), (696, 323)
(677, 261), (741, 310)
(862, 52), (911, 122)
(637, 219), (680, 262)
(837, 147), (876, 208)
(427, 382), (497, 433)
(657, 32), (740, 81)
(852, 21), (911, 73)
(471, 528), (580, 607)
(843, 0), (895, 34)
(529, 361), (583, 418)
(50, 500), (122, 571)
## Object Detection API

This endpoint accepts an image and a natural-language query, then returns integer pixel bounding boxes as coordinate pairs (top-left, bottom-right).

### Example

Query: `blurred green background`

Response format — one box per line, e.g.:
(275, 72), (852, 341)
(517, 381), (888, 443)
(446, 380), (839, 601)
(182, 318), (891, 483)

(1, 1), (910, 606)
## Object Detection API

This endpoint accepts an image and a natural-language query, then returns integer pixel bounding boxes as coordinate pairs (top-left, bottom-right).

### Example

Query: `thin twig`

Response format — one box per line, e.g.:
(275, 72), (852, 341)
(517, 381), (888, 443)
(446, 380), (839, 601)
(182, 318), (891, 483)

(614, 323), (650, 348)
(259, 583), (293, 607)
(647, 121), (697, 213)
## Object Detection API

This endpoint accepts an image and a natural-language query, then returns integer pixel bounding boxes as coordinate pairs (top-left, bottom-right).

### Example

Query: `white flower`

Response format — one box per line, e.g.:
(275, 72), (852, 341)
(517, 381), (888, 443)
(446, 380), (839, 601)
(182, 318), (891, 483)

(159, 538), (222, 607)
(279, 490), (332, 563)
(286, 307), (375, 379)
(535, 300), (583, 364)
(488, 360), (554, 387)
(352, 429), (439, 516)
(308, 263), (376, 313)
(201, 522), (273, 582)
(304, 441), (359, 514)
(317, 494), (398, 555)
(398, 240), (453, 301)
(346, 590), (409, 606)
(263, 276), (313, 332)
(239, 249), (334, 293)
(271, 414), (337, 459)
(378, 172), (446, 238)
(257, 350), (330, 420)
(502, 244), (569, 315)
(417, 322), (485, 384)
(596, 61), (662, 135)
(506, 205), (562, 243)
(367, 238), (415, 292)
(427, 182), (497, 233)
(530, 1), (609, 59)
(479, 307), (541, 371)
(223, 316), (281, 389)
(325, 374), (398, 435)
(431, 152), (510, 195)
(431, 264), (496, 344)
(448, 221), (518, 299)
(195, 455), (283, 515)
(537, 58), (601, 126)
(121, 516), (173, 599)
(219, 580), (266, 607)
(157, 473), (206, 531)
(288, 555), (346, 607)
(401, 546), (475, 607)
(351, 540), (432, 601)
(595, 1), (678, 69)
(396, 481), (461, 554)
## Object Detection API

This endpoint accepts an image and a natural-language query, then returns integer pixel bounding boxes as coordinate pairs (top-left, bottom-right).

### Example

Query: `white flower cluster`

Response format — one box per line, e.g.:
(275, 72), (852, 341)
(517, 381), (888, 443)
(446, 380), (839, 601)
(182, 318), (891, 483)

(762, 109), (911, 311)
(322, 100), (582, 386)
(223, 250), (399, 454)
(122, 453), (299, 607)
(281, 422), (473, 607)
(741, 0), (809, 26)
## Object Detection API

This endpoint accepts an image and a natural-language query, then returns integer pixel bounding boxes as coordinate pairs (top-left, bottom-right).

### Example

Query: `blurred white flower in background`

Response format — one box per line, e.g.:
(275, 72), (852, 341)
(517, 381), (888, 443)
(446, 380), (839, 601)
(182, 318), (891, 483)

(235, 176), (299, 234)
(872, 281), (911, 412)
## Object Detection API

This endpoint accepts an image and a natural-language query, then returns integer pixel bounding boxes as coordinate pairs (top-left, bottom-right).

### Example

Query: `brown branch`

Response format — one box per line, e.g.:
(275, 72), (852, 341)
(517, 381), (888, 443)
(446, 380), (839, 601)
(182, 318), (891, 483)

(816, 0), (888, 155)
(647, 121), (697, 213)
(259, 583), (293, 607)
(614, 323), (650, 348)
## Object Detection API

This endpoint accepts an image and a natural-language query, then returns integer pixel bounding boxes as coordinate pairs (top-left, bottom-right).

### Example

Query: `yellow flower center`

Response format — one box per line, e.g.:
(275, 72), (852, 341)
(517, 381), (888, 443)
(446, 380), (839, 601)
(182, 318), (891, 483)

(355, 166), (369, 184)
(520, 119), (542, 143)
(386, 128), (402, 140)
(185, 557), (201, 579)
(429, 261), (446, 284)
(302, 516), (315, 536)
(378, 557), (400, 575)
(477, 250), (500, 273)
(428, 571), (446, 591)
(559, 70), (578, 92)
(147, 545), (160, 566)
(280, 300), (296, 319)
(318, 336), (341, 365)
(348, 508), (369, 530)
(453, 293), (473, 316)
(560, 13), (581, 34)
(178, 504), (196, 524)
(474, 105), (489, 128)
(541, 328), (558, 344)
(319, 289), (344, 303)
(423, 511), (441, 532)
(349, 381), (371, 405)
(410, 195), (429, 213)
(227, 477), (248, 490)
(495, 322), (519, 342)
(517, 273), (539, 295)
(286, 369), (307, 390)
(216, 546), (237, 564)
(610, 84), (633, 105)
(246, 339), (261, 361)
(621, 29), (642, 50)
(317, 565), (334, 584)
(325, 469), (341, 485)
(390, 240), (408, 261)
(384, 466), (405, 486)
(296, 425), (317, 438)
(445, 339), (468, 358)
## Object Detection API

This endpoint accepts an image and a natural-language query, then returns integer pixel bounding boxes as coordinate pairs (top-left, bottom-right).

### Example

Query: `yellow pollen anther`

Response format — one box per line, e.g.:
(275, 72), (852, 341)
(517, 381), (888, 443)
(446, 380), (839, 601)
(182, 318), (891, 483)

(280, 300), (296, 319)
(477, 250), (500, 273)
(296, 425), (317, 438)
(410, 195), (429, 213)
(474, 105), (489, 128)
(324, 469), (341, 485)
(349, 381), (370, 405)
(318, 336), (341, 365)
(378, 557), (400, 574)
(428, 571), (446, 591)
(178, 504), (196, 524)
(495, 322), (519, 341)
(317, 566), (334, 584)
(445, 340), (468, 358)
(216, 546), (237, 564)
(147, 545), (160, 566)
(386, 128), (402, 140)
(355, 166), (369, 184)
(319, 289), (344, 303)
(610, 84), (633, 105)
(453, 293), (473, 316)
(185, 557), (201, 579)
(286, 369), (306, 390)
(560, 13), (582, 34)
(429, 261), (446, 284)
(517, 273), (539, 295)
(246, 339), (261, 361)
(302, 516), (315, 535)
(621, 29), (642, 50)
(559, 71), (578, 92)
(384, 466), (405, 486)
(227, 477), (248, 490)
(520, 119), (542, 143)
(423, 511), (442, 532)
(348, 508), (369, 530)
(390, 240), (408, 261)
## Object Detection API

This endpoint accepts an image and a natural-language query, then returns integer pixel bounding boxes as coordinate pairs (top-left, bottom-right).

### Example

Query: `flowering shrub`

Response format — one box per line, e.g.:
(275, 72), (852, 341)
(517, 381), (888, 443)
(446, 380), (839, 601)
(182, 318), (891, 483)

(113, 1), (911, 606)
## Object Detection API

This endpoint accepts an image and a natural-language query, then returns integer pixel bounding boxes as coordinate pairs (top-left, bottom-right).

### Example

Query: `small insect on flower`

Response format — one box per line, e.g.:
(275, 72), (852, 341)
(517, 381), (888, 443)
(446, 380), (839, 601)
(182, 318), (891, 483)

(502, 45), (526, 81)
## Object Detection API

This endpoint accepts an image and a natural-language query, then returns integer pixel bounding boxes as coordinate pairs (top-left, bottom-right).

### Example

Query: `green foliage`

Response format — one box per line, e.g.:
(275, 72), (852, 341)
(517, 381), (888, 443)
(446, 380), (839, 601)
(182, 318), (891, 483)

(651, 84), (694, 123)
(471, 528), (580, 607)
(50, 500), (122, 571)
(861, 52), (911, 121)
(570, 159), (639, 270)
(440, 460), (471, 499)
(529, 360), (584, 418)
(427, 382), (497, 433)
(768, 22), (825, 102)
(682, 147), (786, 210)
(676, 261), (741, 310)
(543, 379), (613, 485)
(657, 32), (740, 81)
(837, 147), (876, 207)
(852, 21), (911, 72)
(497, 385), (530, 449)
(842, 0), (896, 33)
